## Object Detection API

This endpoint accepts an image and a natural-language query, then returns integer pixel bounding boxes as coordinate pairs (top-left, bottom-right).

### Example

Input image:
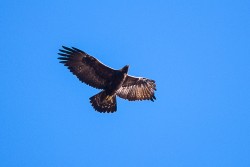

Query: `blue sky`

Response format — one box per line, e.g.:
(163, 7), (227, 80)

(1, 0), (250, 166)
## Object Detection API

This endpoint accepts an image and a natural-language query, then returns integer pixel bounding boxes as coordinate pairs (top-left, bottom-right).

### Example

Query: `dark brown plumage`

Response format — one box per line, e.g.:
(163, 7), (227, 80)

(58, 46), (156, 113)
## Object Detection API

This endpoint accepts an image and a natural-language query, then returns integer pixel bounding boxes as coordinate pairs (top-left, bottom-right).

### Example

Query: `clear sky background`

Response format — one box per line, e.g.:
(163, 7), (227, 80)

(1, 0), (250, 166)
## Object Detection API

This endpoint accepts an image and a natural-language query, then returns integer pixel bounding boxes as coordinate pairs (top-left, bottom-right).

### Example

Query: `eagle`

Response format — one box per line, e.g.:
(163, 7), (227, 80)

(58, 46), (156, 113)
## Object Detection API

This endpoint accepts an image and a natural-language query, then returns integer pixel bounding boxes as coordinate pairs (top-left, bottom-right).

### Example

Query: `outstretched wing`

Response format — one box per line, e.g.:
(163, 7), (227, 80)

(116, 75), (156, 101)
(58, 46), (116, 89)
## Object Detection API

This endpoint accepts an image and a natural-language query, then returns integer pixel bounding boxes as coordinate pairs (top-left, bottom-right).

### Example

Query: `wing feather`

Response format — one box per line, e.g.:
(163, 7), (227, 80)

(117, 75), (156, 101)
(58, 46), (116, 89)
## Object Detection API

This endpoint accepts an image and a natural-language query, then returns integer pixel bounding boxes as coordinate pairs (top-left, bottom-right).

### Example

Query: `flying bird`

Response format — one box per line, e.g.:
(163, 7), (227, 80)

(58, 46), (156, 113)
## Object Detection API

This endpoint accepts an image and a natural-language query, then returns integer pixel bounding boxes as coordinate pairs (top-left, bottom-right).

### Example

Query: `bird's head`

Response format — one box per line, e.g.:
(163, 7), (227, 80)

(121, 65), (129, 74)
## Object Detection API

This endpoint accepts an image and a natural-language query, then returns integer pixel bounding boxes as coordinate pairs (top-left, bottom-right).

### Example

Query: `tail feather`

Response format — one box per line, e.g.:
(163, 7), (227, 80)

(89, 91), (117, 113)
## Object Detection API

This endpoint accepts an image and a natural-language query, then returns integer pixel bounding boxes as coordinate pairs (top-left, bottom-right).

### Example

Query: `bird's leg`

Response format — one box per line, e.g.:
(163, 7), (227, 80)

(105, 95), (113, 101)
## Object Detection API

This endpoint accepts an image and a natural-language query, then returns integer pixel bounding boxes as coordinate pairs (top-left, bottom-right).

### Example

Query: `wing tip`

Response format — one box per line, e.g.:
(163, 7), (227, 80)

(61, 45), (72, 50)
(59, 46), (86, 55)
(72, 47), (85, 53)
(150, 95), (156, 102)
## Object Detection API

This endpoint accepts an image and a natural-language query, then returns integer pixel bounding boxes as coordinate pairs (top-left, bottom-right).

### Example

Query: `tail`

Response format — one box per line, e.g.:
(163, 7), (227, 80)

(89, 91), (117, 113)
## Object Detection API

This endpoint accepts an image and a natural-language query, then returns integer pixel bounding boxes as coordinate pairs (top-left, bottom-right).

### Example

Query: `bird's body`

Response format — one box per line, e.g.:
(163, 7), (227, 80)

(58, 46), (156, 113)
(104, 65), (129, 96)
